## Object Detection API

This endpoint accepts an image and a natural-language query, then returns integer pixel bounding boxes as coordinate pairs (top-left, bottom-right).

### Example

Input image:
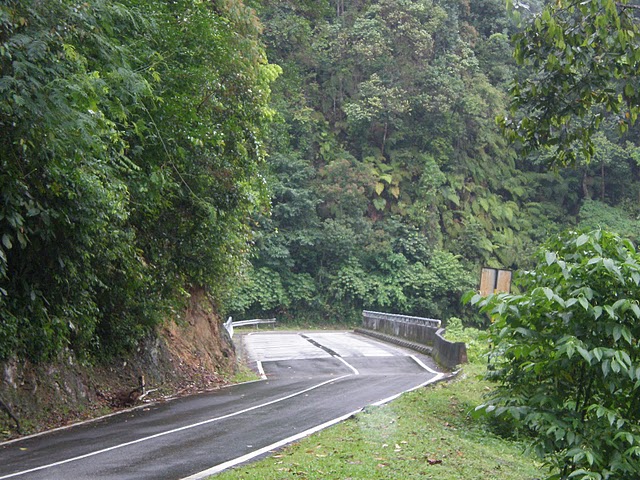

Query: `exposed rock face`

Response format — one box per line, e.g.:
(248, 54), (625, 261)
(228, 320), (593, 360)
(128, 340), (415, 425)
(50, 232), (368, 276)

(0, 289), (236, 440)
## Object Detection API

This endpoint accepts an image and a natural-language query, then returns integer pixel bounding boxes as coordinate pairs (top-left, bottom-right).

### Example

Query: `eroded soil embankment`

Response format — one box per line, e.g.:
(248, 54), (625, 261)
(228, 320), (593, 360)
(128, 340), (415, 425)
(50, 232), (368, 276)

(0, 289), (236, 440)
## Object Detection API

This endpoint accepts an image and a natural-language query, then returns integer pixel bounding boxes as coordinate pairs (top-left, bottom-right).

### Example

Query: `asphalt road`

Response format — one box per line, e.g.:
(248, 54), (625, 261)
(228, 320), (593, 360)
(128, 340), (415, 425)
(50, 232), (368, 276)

(0, 331), (444, 480)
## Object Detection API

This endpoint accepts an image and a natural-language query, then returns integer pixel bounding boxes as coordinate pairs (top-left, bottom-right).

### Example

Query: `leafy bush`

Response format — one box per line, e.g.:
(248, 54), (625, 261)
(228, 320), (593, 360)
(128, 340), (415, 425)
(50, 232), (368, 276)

(466, 230), (640, 479)
(578, 200), (640, 242)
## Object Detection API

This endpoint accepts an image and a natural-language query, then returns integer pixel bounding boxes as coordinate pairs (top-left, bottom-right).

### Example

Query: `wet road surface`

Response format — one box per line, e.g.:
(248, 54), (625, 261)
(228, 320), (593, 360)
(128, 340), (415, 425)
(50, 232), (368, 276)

(0, 331), (444, 479)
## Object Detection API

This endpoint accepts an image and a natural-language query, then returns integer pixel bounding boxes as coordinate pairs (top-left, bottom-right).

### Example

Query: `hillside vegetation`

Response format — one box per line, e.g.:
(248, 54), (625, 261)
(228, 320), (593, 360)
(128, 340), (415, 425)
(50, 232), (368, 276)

(0, 0), (278, 362)
(227, 0), (640, 325)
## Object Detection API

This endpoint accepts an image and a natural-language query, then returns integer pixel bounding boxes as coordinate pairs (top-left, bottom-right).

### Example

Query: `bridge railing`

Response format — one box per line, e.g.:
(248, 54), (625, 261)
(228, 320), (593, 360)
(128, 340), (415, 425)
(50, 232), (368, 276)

(362, 310), (441, 328)
(360, 310), (466, 370)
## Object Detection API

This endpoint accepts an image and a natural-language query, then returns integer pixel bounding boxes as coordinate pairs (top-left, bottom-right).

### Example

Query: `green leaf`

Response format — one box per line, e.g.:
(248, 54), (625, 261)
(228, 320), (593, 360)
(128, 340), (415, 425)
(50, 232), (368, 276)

(372, 197), (387, 211)
(592, 348), (603, 362)
(379, 174), (393, 184)
(1, 234), (12, 250)
(578, 296), (589, 310)
(546, 251), (557, 265)
(593, 306), (603, 319)
(613, 325), (622, 342)
(585, 450), (595, 465)
(603, 257), (618, 274)
(604, 305), (616, 319)
(613, 299), (628, 311)
(577, 346), (592, 363)
(576, 233), (589, 246)
(612, 360), (621, 374)
(619, 350), (632, 366)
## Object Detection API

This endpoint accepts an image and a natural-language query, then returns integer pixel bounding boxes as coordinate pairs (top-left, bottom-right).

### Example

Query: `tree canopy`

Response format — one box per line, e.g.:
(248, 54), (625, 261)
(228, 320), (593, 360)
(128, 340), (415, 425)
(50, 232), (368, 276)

(0, 0), (278, 360)
(501, 0), (640, 167)
(228, 0), (640, 324)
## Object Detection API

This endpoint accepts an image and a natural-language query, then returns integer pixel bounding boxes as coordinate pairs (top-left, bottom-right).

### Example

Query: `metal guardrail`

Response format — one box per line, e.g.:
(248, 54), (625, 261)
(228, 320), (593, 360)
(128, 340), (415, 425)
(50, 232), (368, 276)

(223, 317), (277, 339)
(362, 310), (441, 328)
(231, 318), (277, 327)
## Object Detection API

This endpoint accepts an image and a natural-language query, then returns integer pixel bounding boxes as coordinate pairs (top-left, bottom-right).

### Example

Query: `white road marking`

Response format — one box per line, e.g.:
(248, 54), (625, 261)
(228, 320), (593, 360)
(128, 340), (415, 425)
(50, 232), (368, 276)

(182, 362), (447, 479)
(244, 333), (331, 362)
(256, 361), (267, 380)
(180, 408), (364, 479)
(0, 375), (353, 480)
(336, 357), (360, 375)
(409, 354), (441, 375)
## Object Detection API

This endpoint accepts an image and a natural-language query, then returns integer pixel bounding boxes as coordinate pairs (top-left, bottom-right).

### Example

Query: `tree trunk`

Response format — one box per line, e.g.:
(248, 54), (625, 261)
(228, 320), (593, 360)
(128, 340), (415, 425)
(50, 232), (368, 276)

(582, 170), (591, 199)
(601, 160), (605, 201)
(381, 120), (388, 157)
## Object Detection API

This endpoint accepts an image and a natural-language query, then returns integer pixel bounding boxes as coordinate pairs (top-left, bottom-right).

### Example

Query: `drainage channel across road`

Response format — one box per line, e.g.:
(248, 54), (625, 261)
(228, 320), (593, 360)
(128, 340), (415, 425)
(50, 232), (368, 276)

(0, 331), (445, 480)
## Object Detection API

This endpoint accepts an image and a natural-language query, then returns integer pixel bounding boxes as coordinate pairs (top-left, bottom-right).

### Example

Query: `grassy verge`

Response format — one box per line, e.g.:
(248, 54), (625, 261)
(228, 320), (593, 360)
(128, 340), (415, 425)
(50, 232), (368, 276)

(214, 328), (547, 480)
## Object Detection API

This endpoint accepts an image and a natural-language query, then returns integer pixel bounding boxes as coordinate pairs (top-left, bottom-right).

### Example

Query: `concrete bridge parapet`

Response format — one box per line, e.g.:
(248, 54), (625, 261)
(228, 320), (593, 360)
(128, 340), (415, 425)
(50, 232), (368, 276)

(360, 310), (467, 370)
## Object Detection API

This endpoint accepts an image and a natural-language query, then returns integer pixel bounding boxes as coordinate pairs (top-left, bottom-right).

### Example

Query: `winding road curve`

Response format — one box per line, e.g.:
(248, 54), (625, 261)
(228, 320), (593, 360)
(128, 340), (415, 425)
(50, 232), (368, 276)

(0, 331), (445, 480)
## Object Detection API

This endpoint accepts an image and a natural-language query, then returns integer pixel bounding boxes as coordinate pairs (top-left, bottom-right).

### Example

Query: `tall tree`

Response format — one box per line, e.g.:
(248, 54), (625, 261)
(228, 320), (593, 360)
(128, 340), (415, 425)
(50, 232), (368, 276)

(501, 0), (640, 166)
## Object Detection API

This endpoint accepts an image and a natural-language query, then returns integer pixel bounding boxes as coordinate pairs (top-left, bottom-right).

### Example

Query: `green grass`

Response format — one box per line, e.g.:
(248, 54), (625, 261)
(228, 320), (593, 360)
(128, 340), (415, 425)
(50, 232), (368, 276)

(215, 328), (547, 480)
(226, 362), (261, 384)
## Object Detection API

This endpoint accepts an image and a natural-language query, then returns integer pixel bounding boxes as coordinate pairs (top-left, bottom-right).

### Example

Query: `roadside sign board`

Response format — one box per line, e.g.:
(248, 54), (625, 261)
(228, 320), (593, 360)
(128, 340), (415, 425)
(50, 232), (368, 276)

(480, 267), (512, 295)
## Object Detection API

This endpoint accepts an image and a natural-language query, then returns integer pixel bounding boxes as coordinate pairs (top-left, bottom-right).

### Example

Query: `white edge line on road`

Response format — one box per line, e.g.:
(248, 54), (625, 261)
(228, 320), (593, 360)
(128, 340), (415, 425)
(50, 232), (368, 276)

(256, 361), (267, 380)
(336, 357), (359, 375)
(371, 372), (445, 407)
(409, 354), (441, 375)
(0, 374), (353, 480)
(0, 405), (148, 447)
(182, 366), (451, 479)
(180, 408), (364, 479)
(0, 378), (269, 448)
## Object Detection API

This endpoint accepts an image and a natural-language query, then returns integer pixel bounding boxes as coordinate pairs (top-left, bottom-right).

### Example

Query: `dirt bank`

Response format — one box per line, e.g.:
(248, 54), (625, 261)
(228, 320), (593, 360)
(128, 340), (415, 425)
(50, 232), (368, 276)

(0, 289), (236, 440)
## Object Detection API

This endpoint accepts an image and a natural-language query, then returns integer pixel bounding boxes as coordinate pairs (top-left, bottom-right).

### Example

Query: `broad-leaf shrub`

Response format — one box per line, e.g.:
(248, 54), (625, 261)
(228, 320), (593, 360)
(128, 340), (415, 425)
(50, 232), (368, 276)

(466, 230), (640, 479)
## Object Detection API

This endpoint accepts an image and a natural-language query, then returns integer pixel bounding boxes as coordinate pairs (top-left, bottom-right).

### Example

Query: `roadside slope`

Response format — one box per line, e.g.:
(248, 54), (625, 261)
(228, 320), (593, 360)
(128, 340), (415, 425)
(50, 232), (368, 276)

(0, 289), (235, 440)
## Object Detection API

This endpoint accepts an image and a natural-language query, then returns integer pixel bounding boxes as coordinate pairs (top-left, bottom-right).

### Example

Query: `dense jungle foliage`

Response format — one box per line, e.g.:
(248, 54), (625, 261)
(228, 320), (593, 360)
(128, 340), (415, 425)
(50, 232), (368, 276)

(228, 0), (640, 324)
(0, 0), (278, 360)
(3, 0), (640, 361)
